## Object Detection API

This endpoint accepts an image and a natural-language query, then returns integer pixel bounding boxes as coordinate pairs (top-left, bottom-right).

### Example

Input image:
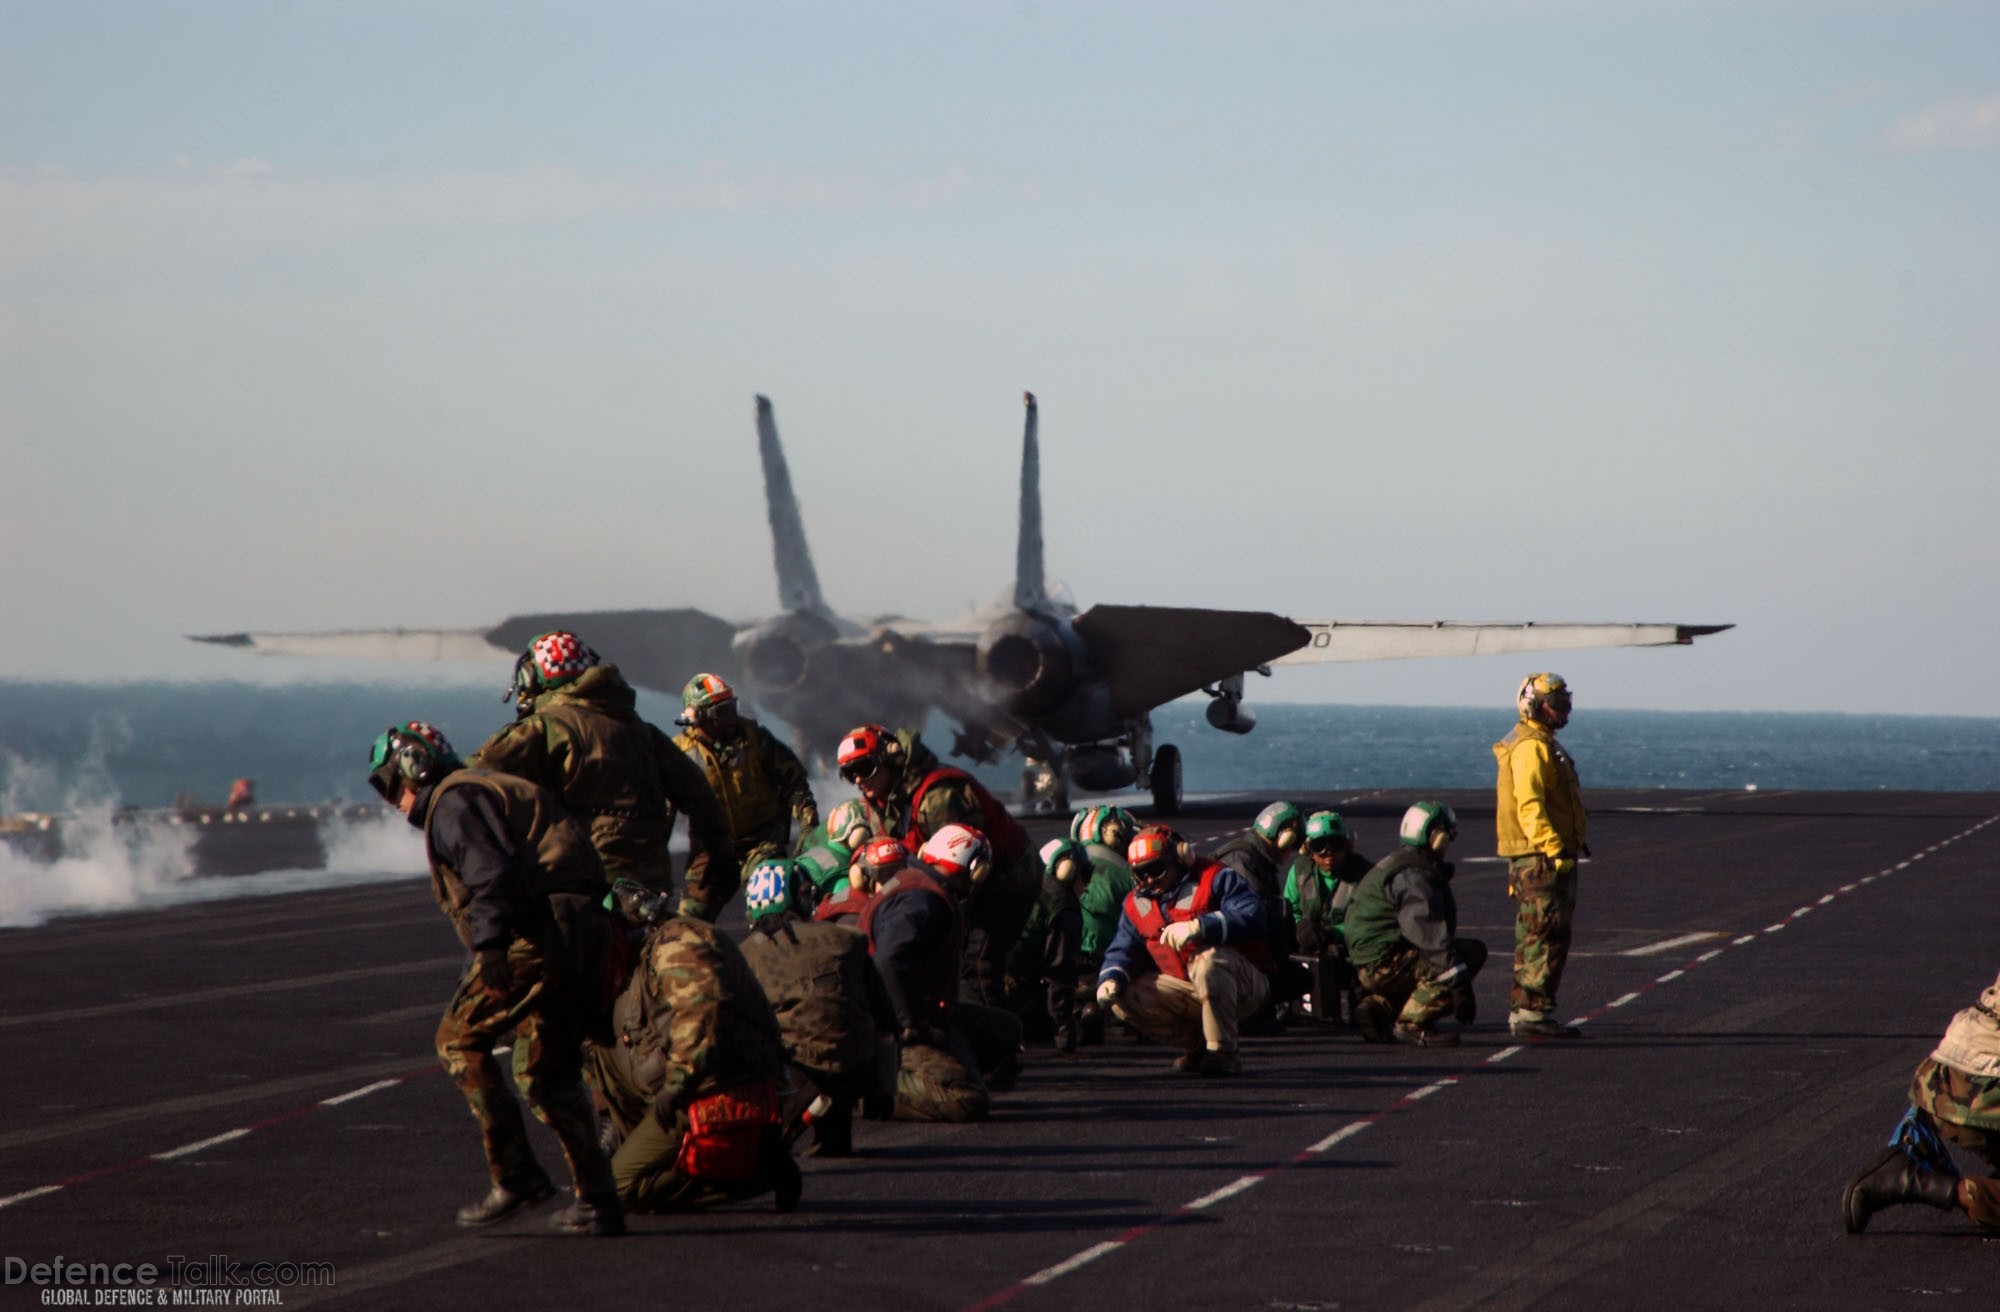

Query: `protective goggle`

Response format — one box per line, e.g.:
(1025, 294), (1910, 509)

(838, 755), (886, 783)
(1305, 834), (1348, 855)
(1130, 856), (1176, 885)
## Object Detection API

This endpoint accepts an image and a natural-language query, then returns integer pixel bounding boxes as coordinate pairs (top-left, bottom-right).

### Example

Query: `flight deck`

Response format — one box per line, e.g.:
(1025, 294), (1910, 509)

(3, 789), (1996, 1310)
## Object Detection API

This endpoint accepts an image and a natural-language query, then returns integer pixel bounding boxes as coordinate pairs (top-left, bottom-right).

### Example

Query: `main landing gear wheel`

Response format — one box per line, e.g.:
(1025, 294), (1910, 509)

(1149, 743), (1182, 816)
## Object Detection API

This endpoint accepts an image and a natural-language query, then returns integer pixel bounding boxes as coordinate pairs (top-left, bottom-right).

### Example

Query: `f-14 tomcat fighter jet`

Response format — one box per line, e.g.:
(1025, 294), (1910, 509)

(193, 394), (1729, 813)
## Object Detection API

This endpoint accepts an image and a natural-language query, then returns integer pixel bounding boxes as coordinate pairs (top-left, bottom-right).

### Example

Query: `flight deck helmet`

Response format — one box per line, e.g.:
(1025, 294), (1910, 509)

(367, 720), (461, 801)
(679, 672), (740, 732)
(836, 724), (901, 786)
(507, 631), (599, 712)
(1071, 804), (1138, 854)
(1304, 810), (1351, 857)
(824, 798), (874, 851)
(1252, 801), (1305, 852)
(1041, 838), (1091, 888)
(1398, 801), (1459, 852)
(918, 824), (991, 892)
(1127, 826), (1194, 895)
(1517, 672), (1572, 729)
(744, 858), (815, 925)
(853, 835), (911, 894)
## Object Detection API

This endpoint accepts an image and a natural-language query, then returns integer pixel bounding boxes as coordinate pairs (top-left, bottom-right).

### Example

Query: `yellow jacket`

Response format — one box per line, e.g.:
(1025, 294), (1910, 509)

(1493, 718), (1586, 860)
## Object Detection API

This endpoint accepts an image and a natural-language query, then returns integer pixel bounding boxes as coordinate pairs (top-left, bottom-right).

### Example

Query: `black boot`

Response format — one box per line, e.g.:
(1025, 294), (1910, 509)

(811, 1100), (855, 1158)
(1843, 1145), (1961, 1234)
(550, 1191), (627, 1237)
(455, 1169), (556, 1228)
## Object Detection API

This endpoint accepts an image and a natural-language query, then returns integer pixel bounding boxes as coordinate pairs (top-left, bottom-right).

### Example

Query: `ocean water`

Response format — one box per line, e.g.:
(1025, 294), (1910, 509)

(3, 680), (1996, 929)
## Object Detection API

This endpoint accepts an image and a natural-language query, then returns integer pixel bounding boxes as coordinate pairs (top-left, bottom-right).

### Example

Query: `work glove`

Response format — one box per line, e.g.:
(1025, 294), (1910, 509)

(1551, 857), (1577, 877)
(1095, 978), (1123, 1008)
(473, 946), (515, 1002)
(1160, 919), (1203, 953)
(1433, 960), (1468, 990)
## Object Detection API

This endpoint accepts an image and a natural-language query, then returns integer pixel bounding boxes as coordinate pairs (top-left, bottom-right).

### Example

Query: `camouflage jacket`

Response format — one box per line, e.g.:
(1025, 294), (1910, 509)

(471, 664), (737, 912)
(610, 915), (786, 1116)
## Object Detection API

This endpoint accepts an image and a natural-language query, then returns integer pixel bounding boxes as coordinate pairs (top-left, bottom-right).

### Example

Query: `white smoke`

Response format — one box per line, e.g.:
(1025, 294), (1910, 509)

(0, 743), (425, 929)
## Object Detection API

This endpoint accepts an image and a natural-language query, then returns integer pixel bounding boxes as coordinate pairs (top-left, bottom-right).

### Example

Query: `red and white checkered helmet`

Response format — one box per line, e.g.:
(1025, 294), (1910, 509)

(918, 823), (991, 886)
(508, 630), (599, 707)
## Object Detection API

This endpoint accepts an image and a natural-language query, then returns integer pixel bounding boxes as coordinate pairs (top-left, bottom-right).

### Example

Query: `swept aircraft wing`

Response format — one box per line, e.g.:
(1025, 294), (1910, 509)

(1272, 620), (1734, 665)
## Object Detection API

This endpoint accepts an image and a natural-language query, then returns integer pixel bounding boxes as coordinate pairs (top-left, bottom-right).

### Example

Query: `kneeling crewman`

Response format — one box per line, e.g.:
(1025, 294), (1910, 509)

(585, 891), (801, 1215)
(739, 859), (897, 1157)
(1844, 966), (2000, 1234)
(1095, 826), (1270, 1077)
(1344, 801), (1486, 1048)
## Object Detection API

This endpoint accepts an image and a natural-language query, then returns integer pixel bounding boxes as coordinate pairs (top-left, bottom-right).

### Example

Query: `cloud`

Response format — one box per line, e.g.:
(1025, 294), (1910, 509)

(1880, 95), (2000, 152)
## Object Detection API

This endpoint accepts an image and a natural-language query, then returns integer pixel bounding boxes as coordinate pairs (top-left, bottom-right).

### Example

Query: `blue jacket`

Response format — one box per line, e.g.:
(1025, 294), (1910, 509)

(1095, 863), (1265, 989)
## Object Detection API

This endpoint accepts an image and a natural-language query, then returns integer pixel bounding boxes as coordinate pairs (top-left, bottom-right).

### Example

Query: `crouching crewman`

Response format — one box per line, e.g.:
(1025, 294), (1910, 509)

(585, 895), (801, 1215)
(1094, 826), (1270, 1077)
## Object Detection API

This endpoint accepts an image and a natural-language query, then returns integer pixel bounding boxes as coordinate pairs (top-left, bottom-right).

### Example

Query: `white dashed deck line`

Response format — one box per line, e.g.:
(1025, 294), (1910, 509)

(1022, 1242), (1125, 1285)
(154, 1128), (251, 1160)
(321, 1079), (403, 1107)
(0, 1185), (63, 1210)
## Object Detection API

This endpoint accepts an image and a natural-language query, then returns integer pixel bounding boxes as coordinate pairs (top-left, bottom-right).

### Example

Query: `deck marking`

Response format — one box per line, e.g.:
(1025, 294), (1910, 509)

(1625, 932), (1720, 957)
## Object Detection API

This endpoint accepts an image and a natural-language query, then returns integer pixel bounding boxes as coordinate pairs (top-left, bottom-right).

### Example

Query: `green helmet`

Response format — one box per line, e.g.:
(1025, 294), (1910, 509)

(367, 720), (461, 799)
(1040, 838), (1091, 886)
(1071, 804), (1137, 852)
(1304, 810), (1350, 853)
(743, 858), (814, 924)
(682, 672), (736, 711)
(825, 798), (874, 848)
(1253, 801), (1304, 849)
(1398, 800), (1459, 849)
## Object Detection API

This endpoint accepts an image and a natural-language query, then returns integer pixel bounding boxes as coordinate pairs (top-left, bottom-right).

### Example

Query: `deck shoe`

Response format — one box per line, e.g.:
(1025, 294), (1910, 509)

(1455, 991), (1478, 1025)
(550, 1192), (627, 1237)
(1354, 996), (1395, 1044)
(1843, 1145), (1960, 1234)
(1393, 1021), (1460, 1048)
(1509, 1016), (1581, 1040)
(455, 1170), (557, 1228)
(1171, 1051), (1205, 1074)
(1199, 1050), (1242, 1077)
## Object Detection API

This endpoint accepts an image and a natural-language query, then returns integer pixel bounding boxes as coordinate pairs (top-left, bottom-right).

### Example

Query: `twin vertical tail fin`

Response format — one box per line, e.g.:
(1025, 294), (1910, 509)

(1013, 391), (1048, 612)
(755, 395), (829, 618)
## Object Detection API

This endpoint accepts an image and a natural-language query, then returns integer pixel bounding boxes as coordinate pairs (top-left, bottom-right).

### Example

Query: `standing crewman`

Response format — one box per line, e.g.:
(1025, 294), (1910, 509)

(472, 631), (739, 923)
(673, 673), (819, 869)
(738, 859), (896, 1158)
(1094, 826), (1270, 1077)
(837, 724), (1037, 1013)
(1006, 840), (1087, 1055)
(1494, 672), (1588, 1040)
(367, 721), (623, 1237)
(1343, 801), (1486, 1048)
(584, 889), (800, 1215)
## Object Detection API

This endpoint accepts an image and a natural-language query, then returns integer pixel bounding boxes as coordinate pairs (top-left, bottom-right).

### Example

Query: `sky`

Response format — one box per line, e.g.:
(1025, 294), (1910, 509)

(2, 1), (1996, 715)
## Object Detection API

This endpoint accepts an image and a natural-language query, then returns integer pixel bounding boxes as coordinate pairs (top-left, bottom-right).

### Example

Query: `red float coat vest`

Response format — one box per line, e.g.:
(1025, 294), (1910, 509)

(1123, 860), (1273, 979)
(903, 766), (1029, 863)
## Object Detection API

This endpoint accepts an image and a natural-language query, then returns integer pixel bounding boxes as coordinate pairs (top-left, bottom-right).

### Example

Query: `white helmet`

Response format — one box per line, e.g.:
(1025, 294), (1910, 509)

(919, 823), (992, 887)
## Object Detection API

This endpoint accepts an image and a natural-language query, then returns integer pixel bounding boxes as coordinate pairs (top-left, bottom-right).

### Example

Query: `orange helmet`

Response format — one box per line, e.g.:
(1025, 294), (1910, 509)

(1127, 826), (1190, 894)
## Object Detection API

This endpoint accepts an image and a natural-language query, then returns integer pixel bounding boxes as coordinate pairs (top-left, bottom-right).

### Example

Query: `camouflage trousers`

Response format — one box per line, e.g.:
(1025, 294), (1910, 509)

(893, 1019), (1002, 1124)
(676, 853), (744, 924)
(1508, 855), (1577, 1019)
(1355, 938), (1487, 1029)
(606, 1085), (791, 1213)
(1112, 947), (1270, 1057)
(1910, 1057), (2000, 1229)
(434, 936), (615, 1197)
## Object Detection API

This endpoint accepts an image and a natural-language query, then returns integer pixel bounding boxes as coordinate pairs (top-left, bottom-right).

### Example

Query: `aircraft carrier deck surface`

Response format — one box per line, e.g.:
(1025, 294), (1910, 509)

(3, 788), (1997, 1310)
